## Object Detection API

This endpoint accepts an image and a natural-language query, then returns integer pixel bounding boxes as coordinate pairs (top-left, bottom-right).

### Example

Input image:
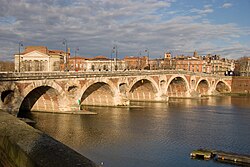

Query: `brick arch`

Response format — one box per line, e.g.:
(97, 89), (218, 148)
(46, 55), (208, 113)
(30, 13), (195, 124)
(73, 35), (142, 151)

(195, 78), (210, 90)
(22, 80), (64, 97)
(128, 76), (159, 93)
(18, 80), (67, 116)
(166, 75), (190, 97)
(195, 78), (210, 95)
(79, 79), (118, 106)
(127, 76), (160, 101)
(214, 79), (231, 93)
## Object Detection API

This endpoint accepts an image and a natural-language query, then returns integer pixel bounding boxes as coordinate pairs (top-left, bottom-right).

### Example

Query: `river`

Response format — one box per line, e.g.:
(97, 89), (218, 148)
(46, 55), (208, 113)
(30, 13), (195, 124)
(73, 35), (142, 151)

(29, 96), (250, 167)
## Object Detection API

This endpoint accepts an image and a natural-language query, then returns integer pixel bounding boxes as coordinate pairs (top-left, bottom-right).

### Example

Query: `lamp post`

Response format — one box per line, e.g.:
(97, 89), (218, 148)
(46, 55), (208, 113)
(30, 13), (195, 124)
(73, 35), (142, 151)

(212, 55), (214, 74)
(145, 48), (150, 70)
(113, 45), (118, 70)
(110, 45), (118, 71)
(75, 48), (79, 71)
(18, 41), (23, 73)
(110, 48), (114, 71)
(62, 39), (68, 71)
(138, 51), (142, 70)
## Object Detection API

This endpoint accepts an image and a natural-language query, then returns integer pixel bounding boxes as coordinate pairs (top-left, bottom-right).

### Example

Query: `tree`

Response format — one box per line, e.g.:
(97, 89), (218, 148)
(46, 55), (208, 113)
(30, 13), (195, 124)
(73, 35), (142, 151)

(0, 61), (14, 72)
(235, 56), (250, 76)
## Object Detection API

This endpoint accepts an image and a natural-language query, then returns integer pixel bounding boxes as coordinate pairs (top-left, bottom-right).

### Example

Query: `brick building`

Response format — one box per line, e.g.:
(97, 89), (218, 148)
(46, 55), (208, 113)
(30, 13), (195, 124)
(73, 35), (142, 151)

(173, 52), (206, 73)
(173, 52), (235, 75)
(68, 55), (126, 71)
(68, 56), (88, 71)
(123, 56), (148, 70)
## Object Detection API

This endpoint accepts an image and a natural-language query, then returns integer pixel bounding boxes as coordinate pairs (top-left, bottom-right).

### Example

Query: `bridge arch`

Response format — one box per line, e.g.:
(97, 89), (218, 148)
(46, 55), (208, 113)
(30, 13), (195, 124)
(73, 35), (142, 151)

(0, 83), (20, 110)
(160, 80), (167, 93)
(214, 80), (231, 93)
(1, 90), (14, 104)
(196, 78), (210, 96)
(166, 75), (190, 97)
(79, 79), (117, 106)
(119, 82), (128, 94)
(117, 77), (129, 94)
(127, 76), (159, 101)
(18, 80), (67, 117)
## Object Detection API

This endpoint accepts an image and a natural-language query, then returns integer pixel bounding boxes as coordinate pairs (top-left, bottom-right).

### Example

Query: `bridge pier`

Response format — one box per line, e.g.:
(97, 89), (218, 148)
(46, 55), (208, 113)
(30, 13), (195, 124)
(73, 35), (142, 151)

(114, 92), (130, 106)
(188, 89), (202, 98)
(155, 93), (169, 102)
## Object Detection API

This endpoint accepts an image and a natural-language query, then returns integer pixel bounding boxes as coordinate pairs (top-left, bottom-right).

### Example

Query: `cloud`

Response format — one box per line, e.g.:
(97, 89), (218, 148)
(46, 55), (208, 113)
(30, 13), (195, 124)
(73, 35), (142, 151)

(222, 3), (233, 8)
(0, 0), (249, 61)
(190, 5), (214, 15)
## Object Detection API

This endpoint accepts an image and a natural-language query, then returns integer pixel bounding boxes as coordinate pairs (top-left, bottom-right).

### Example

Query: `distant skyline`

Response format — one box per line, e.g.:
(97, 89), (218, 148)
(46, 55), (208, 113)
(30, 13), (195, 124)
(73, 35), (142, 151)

(0, 0), (250, 61)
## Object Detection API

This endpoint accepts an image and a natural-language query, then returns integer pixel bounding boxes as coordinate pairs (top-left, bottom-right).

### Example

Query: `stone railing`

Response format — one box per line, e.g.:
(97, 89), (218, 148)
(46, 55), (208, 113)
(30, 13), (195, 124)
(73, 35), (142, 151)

(0, 70), (224, 81)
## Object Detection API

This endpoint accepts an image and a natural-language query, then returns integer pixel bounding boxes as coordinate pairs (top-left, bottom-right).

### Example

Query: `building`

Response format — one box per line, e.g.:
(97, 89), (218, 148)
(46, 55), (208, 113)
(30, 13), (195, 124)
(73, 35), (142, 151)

(14, 46), (67, 72)
(68, 55), (126, 71)
(87, 56), (122, 71)
(206, 55), (235, 75)
(14, 46), (236, 75)
(123, 56), (148, 70)
(173, 52), (206, 73)
(68, 56), (88, 71)
(173, 52), (235, 75)
(148, 52), (175, 70)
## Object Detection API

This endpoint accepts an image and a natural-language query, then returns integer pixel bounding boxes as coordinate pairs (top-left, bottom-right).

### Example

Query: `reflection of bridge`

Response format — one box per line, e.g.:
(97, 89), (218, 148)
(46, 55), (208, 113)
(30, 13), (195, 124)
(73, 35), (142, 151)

(0, 71), (232, 116)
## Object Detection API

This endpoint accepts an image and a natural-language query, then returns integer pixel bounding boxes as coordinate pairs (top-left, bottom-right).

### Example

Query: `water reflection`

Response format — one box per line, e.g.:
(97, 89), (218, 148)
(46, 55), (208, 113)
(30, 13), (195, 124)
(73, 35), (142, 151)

(31, 96), (250, 167)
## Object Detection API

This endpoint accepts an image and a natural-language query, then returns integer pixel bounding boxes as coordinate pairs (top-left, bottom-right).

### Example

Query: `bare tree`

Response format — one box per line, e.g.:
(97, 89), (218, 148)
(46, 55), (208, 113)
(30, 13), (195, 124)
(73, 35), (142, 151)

(0, 61), (14, 72)
(236, 57), (250, 76)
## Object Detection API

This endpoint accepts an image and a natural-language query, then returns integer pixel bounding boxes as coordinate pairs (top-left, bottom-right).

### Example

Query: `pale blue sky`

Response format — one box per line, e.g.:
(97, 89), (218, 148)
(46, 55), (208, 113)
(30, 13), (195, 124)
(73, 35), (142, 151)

(0, 0), (249, 61)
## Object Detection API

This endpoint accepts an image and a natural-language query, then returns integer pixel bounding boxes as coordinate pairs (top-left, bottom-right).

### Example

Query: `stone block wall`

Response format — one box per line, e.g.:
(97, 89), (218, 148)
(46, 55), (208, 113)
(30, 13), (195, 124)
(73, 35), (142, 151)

(0, 111), (97, 167)
(231, 77), (250, 94)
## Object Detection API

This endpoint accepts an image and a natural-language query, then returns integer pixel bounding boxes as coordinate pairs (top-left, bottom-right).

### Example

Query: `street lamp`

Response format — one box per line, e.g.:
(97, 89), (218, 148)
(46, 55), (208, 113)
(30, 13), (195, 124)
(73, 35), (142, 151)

(110, 45), (118, 71)
(145, 48), (150, 70)
(113, 45), (118, 70)
(110, 49), (113, 71)
(18, 41), (23, 73)
(75, 47), (79, 71)
(62, 39), (68, 71)
(138, 51), (142, 70)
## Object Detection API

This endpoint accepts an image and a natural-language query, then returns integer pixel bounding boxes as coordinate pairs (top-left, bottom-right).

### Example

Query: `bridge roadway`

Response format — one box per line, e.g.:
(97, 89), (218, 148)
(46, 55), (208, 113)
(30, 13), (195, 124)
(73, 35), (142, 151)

(0, 70), (232, 116)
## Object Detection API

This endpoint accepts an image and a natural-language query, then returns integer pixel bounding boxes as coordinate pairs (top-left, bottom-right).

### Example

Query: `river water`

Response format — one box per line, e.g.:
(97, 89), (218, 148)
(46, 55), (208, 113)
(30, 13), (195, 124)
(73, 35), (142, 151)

(30, 96), (250, 167)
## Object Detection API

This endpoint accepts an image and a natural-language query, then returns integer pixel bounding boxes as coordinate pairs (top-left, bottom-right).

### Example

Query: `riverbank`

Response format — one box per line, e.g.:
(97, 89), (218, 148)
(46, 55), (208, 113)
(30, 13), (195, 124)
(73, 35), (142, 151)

(32, 109), (98, 115)
(0, 110), (98, 167)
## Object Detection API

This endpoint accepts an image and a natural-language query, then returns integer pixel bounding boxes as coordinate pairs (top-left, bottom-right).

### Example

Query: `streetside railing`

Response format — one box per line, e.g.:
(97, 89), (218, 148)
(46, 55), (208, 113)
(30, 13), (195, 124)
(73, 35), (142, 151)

(0, 70), (231, 81)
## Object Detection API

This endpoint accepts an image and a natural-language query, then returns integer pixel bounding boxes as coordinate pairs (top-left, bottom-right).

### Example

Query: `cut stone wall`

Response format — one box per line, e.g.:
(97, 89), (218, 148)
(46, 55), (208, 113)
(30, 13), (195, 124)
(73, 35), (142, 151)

(0, 111), (97, 167)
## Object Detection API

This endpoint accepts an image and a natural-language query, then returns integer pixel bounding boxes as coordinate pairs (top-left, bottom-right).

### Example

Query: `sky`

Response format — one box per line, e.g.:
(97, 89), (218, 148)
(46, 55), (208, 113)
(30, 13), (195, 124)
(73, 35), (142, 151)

(0, 0), (250, 61)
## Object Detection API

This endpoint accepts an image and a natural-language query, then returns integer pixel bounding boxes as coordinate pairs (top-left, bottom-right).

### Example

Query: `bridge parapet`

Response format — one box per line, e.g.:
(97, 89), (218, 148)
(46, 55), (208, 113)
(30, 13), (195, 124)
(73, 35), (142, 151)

(0, 70), (222, 81)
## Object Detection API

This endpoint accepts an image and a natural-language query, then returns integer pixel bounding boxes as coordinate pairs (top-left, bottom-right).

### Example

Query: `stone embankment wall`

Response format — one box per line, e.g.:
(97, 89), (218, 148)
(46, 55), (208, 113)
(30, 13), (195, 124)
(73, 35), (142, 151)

(231, 77), (250, 94)
(0, 111), (98, 167)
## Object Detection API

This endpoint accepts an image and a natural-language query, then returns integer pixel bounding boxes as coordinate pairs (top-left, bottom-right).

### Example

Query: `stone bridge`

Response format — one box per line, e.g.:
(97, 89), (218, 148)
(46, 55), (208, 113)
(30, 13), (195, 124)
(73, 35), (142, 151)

(0, 70), (232, 116)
